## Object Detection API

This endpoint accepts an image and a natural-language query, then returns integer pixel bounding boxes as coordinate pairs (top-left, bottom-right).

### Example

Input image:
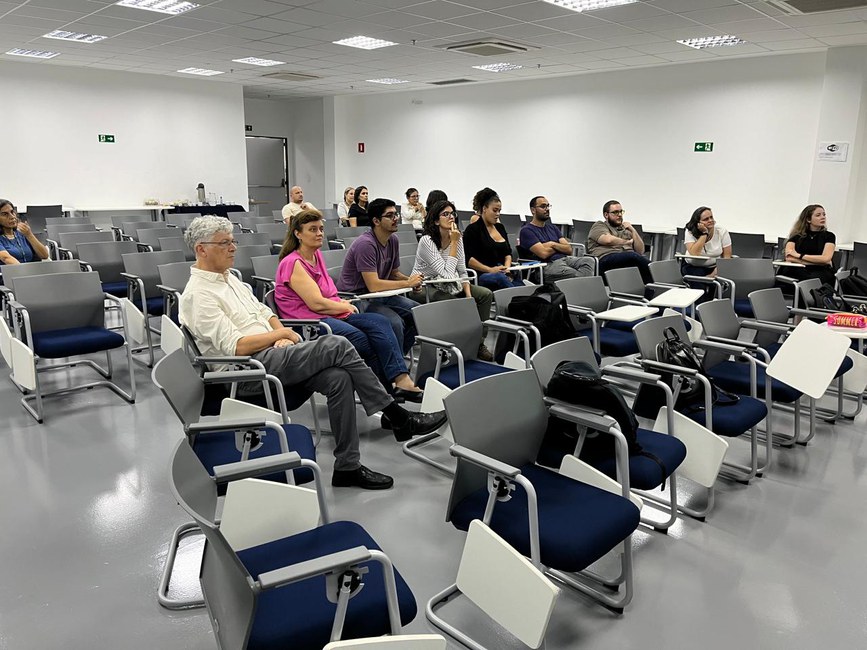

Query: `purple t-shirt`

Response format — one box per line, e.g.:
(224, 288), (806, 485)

(337, 230), (399, 294)
(519, 222), (565, 261)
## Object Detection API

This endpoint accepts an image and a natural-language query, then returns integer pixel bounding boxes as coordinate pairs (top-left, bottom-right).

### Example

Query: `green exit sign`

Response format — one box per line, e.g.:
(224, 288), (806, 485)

(694, 141), (714, 152)
(98, 134), (115, 143)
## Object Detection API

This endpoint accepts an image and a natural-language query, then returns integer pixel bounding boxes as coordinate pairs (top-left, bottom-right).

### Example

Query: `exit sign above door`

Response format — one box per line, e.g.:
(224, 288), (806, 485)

(694, 142), (713, 152)
(98, 134), (115, 143)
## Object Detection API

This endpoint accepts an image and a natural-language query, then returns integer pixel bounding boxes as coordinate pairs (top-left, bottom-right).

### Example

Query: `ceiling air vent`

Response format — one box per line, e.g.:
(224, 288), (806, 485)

(767, 0), (867, 13)
(429, 78), (475, 86)
(443, 39), (533, 57)
(261, 72), (321, 82)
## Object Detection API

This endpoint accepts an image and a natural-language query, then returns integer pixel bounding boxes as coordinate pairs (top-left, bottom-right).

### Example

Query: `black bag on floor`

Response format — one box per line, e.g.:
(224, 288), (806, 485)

(507, 284), (574, 352)
(543, 360), (667, 485)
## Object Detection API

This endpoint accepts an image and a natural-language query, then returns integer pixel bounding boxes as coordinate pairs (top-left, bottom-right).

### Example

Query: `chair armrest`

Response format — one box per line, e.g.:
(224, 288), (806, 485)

(202, 369), (266, 383)
(547, 401), (616, 432)
(252, 275), (275, 286)
(693, 338), (752, 355)
(775, 275), (798, 286)
(449, 444), (521, 478)
(609, 290), (647, 302)
(212, 451), (303, 484)
(569, 242), (586, 256)
(136, 243), (154, 252)
(601, 365), (662, 386)
(739, 319), (793, 334)
(703, 335), (760, 350)
(258, 546), (372, 591)
(609, 296), (649, 307)
(482, 318), (529, 334)
(791, 306), (835, 317)
(195, 354), (253, 364)
(415, 334), (459, 350)
(566, 304), (595, 316)
(79, 261), (92, 272)
(57, 247), (72, 260)
(639, 359), (699, 376)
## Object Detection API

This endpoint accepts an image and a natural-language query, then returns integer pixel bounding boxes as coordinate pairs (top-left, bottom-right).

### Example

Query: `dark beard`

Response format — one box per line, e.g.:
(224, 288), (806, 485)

(537, 213), (550, 221)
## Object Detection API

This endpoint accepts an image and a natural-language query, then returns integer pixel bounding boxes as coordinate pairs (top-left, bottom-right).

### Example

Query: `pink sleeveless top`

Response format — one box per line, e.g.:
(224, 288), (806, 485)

(274, 249), (341, 320)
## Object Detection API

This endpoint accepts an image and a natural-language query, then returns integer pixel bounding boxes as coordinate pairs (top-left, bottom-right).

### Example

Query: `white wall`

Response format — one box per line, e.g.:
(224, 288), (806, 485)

(244, 97), (326, 207)
(333, 52), (827, 239)
(0, 60), (247, 210)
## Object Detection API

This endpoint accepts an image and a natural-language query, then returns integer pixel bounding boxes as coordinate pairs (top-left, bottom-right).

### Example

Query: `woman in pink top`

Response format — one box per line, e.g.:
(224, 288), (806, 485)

(275, 210), (422, 401)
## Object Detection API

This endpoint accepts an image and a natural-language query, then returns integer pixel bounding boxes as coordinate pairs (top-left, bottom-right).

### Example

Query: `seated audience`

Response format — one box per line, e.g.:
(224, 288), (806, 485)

(337, 186), (354, 226)
(402, 187), (426, 231)
(681, 206), (732, 278)
(783, 204), (836, 286)
(467, 187), (492, 225)
(0, 200), (49, 265)
(281, 185), (317, 223)
(463, 188), (524, 290)
(337, 198), (423, 354)
(275, 209), (423, 400)
(348, 185), (369, 227)
(587, 200), (652, 283)
(179, 216), (445, 490)
(425, 189), (448, 215)
(518, 196), (593, 281)
(413, 200), (495, 361)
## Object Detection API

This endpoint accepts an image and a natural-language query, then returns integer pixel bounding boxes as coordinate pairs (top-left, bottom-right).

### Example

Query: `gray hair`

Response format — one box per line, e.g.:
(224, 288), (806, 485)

(184, 215), (232, 251)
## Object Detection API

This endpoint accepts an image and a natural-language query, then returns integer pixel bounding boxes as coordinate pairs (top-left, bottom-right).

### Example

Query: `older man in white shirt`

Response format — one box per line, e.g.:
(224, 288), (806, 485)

(281, 185), (317, 223)
(179, 216), (446, 490)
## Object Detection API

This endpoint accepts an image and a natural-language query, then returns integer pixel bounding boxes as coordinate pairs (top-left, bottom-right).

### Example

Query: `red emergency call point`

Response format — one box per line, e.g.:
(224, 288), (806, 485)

(358, 142), (365, 153)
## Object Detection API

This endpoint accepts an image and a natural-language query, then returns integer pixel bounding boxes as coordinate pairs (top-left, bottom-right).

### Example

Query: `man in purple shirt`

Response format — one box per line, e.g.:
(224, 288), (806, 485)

(337, 198), (424, 353)
(518, 196), (594, 281)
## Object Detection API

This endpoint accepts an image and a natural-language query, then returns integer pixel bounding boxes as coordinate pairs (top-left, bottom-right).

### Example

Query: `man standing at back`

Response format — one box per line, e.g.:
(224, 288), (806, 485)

(518, 196), (594, 281)
(282, 185), (317, 223)
(179, 216), (446, 490)
(587, 200), (652, 283)
(337, 198), (423, 354)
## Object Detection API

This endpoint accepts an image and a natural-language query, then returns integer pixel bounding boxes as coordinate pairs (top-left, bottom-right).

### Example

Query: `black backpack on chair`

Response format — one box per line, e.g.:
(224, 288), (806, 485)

(839, 268), (867, 298)
(506, 284), (574, 353)
(543, 360), (668, 486)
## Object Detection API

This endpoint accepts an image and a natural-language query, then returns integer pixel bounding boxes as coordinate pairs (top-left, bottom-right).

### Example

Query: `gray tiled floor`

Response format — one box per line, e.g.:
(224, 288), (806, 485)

(1, 352), (866, 649)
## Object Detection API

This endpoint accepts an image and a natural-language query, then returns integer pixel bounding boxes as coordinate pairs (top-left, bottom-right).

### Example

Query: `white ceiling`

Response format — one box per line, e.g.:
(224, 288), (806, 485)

(2, 0), (866, 99)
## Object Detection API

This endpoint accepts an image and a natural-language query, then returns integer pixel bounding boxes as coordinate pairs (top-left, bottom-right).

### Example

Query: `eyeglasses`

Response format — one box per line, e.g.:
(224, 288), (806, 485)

(439, 211), (455, 218)
(382, 211), (400, 220)
(536, 203), (552, 210)
(200, 239), (237, 248)
(408, 194), (419, 199)
(607, 209), (625, 216)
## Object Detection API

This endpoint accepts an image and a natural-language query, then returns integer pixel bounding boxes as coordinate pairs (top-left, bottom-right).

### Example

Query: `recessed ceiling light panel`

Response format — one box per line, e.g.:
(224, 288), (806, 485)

(178, 67), (224, 76)
(6, 48), (60, 59)
(115, 0), (199, 15)
(44, 30), (107, 43)
(677, 35), (746, 49)
(541, 0), (637, 12)
(333, 36), (397, 50)
(232, 57), (285, 67)
(366, 78), (409, 84)
(472, 62), (523, 72)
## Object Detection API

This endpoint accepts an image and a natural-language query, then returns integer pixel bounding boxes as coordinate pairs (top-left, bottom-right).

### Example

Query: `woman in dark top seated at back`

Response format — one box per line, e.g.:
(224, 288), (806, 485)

(783, 204), (836, 286)
(348, 185), (369, 227)
(0, 199), (49, 266)
(463, 188), (524, 290)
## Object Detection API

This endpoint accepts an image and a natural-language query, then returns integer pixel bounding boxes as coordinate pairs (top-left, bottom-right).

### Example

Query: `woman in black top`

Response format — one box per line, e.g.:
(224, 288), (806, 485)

(463, 187), (524, 290)
(348, 185), (369, 227)
(783, 204), (836, 286)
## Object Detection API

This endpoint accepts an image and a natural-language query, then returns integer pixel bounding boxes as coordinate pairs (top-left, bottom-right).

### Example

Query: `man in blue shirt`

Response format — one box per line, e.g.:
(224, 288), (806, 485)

(337, 198), (423, 353)
(518, 196), (594, 281)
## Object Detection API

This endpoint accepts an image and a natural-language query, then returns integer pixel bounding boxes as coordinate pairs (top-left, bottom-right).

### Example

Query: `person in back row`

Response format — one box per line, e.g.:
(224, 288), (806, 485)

(0, 199), (49, 265)
(518, 196), (594, 281)
(413, 200), (495, 361)
(337, 198), (423, 354)
(179, 215), (446, 490)
(281, 185), (317, 223)
(783, 203), (836, 286)
(681, 206), (732, 278)
(587, 200), (652, 283)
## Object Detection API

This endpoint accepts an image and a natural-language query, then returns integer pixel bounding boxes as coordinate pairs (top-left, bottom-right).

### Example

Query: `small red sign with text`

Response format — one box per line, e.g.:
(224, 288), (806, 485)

(358, 142), (365, 153)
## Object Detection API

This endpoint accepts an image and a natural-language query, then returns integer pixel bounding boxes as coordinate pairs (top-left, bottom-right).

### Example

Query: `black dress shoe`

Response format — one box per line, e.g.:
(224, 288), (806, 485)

(392, 410), (448, 442)
(332, 465), (394, 490)
(393, 387), (424, 403)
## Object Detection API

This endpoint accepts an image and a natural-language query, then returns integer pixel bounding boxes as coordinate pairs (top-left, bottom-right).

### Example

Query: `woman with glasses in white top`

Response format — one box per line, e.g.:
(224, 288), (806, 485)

(412, 200), (494, 361)
(402, 187), (426, 231)
(0, 200), (49, 266)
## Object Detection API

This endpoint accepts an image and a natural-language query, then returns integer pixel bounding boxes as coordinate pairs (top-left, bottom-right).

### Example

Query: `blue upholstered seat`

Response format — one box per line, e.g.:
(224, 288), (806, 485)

(32, 326), (125, 358)
(418, 359), (512, 389)
(707, 360), (802, 403)
(583, 326), (640, 357)
(733, 299), (753, 317)
(145, 295), (164, 316)
(192, 423), (315, 485)
(588, 428), (687, 490)
(101, 281), (128, 297)
(687, 395), (767, 438)
(450, 463), (640, 572)
(237, 521), (417, 650)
